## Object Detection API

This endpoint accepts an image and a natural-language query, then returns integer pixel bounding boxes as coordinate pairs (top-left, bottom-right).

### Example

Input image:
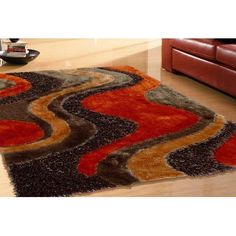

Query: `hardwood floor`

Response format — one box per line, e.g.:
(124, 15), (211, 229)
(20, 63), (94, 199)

(0, 39), (235, 197)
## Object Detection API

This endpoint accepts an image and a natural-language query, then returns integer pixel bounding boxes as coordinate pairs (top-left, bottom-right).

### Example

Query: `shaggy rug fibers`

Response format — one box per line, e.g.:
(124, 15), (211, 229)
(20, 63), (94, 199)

(0, 66), (235, 196)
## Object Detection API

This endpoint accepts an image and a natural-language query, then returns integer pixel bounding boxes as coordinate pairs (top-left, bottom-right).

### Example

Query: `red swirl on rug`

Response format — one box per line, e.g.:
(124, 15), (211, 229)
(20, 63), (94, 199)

(0, 120), (44, 147)
(78, 67), (200, 176)
(0, 74), (31, 97)
(214, 133), (236, 167)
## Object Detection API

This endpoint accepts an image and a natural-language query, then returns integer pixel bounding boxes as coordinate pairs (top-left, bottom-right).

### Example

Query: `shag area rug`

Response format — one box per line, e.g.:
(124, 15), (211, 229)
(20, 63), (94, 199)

(0, 66), (236, 196)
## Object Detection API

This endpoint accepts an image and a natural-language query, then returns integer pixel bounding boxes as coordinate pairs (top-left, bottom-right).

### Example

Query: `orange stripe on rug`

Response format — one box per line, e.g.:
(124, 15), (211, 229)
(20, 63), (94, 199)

(127, 115), (225, 181)
(0, 74), (31, 97)
(214, 132), (236, 167)
(0, 120), (44, 147)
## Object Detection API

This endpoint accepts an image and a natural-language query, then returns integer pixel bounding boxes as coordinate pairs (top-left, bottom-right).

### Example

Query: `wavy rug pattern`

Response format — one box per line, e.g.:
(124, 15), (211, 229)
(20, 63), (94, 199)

(0, 66), (236, 196)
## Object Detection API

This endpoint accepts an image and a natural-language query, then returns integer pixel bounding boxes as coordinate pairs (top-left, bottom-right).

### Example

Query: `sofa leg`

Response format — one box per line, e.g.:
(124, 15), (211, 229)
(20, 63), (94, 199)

(162, 39), (173, 72)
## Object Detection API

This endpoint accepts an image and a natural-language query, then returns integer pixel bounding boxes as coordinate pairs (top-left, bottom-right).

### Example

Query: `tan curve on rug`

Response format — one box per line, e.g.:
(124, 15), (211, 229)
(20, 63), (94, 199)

(127, 115), (225, 181)
(0, 71), (114, 153)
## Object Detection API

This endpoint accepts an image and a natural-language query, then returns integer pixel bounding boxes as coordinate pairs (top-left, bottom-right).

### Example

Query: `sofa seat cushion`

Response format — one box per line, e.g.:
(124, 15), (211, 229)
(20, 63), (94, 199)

(171, 39), (221, 61)
(216, 44), (236, 69)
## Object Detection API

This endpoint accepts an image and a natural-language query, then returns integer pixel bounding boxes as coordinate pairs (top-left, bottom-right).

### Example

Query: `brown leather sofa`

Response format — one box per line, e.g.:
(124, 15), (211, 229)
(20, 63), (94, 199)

(162, 39), (236, 97)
